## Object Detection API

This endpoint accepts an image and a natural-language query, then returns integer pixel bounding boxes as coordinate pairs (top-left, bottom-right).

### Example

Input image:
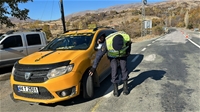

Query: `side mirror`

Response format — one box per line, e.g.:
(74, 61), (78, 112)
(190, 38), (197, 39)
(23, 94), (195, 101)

(0, 44), (3, 49)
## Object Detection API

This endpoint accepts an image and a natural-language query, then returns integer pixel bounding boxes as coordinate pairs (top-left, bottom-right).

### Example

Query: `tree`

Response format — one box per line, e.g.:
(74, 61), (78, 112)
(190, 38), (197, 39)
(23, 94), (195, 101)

(28, 20), (41, 29)
(42, 24), (52, 40)
(0, 0), (33, 27)
(188, 6), (200, 28)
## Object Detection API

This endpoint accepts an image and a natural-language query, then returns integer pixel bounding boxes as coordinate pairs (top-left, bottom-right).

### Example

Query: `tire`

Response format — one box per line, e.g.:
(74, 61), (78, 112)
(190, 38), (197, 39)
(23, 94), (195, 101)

(82, 73), (94, 99)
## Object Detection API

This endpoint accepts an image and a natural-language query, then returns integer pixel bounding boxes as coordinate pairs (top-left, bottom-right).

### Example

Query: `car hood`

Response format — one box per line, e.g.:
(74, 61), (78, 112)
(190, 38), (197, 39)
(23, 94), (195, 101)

(19, 50), (85, 65)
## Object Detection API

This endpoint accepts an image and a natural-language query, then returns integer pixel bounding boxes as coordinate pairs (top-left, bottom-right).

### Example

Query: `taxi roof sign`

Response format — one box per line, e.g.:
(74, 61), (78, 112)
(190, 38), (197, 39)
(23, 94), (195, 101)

(88, 24), (97, 29)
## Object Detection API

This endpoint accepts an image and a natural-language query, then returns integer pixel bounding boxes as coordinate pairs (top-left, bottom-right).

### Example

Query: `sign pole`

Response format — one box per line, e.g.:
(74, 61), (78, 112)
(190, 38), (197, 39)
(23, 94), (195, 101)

(141, 0), (144, 37)
(141, 0), (147, 37)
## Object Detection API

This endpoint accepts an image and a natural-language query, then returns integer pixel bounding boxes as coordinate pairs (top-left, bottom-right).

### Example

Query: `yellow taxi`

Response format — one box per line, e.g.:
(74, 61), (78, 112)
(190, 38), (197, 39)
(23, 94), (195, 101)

(10, 27), (117, 104)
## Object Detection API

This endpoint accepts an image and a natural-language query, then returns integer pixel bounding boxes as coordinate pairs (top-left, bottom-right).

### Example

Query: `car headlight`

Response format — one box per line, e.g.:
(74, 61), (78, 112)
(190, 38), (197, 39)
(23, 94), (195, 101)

(11, 67), (15, 75)
(47, 64), (74, 79)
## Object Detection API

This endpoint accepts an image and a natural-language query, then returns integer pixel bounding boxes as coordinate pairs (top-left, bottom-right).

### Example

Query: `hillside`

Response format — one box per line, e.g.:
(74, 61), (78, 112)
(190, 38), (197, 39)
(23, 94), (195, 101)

(5, 0), (200, 23)
(1, 0), (200, 41)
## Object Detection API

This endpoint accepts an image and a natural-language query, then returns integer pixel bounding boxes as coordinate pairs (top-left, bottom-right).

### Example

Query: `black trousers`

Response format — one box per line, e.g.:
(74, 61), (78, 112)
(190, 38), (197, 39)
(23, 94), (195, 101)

(109, 57), (128, 83)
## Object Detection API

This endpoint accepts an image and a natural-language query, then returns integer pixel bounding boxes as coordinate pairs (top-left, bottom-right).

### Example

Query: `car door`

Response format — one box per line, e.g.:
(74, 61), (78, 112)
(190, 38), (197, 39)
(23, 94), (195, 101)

(0, 34), (26, 67)
(95, 32), (107, 78)
(25, 33), (44, 55)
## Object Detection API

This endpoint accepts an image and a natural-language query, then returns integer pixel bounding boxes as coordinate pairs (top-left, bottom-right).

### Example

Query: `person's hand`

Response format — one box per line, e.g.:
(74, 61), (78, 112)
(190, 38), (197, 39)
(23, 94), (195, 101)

(89, 67), (96, 76)
(97, 39), (101, 44)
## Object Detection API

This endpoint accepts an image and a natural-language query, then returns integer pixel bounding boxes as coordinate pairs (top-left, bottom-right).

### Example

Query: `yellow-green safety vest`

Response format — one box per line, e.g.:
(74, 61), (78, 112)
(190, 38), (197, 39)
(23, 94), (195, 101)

(105, 31), (130, 58)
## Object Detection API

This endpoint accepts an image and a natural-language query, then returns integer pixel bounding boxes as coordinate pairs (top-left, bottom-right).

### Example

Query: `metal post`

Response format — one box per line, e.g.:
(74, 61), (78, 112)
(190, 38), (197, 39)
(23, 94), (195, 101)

(143, 5), (146, 36)
(60, 0), (66, 33)
(141, 0), (143, 37)
(141, 0), (146, 37)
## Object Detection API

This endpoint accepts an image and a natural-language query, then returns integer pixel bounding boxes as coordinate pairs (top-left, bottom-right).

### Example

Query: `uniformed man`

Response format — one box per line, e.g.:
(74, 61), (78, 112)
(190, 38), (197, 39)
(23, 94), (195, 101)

(89, 31), (132, 97)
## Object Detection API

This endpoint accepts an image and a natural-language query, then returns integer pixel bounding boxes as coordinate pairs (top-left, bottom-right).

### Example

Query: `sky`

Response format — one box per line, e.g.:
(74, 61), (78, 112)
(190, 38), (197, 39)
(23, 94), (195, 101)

(18, 0), (166, 21)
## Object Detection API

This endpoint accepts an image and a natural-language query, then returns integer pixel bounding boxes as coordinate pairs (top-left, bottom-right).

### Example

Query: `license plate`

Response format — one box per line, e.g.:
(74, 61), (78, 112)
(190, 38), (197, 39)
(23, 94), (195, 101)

(17, 85), (39, 94)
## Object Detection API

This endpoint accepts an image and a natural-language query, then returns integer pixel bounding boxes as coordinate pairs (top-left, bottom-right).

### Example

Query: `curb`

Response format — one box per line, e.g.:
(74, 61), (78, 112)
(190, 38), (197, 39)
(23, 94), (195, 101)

(0, 73), (11, 81)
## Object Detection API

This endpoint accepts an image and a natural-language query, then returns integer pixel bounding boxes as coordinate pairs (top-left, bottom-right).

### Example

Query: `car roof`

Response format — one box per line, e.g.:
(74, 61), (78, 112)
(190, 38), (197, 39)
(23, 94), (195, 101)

(3, 29), (43, 35)
(64, 29), (95, 35)
(1, 32), (43, 38)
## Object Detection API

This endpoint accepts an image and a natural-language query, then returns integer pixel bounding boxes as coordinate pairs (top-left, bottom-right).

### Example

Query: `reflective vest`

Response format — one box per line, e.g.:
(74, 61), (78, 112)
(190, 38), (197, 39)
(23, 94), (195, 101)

(105, 31), (130, 58)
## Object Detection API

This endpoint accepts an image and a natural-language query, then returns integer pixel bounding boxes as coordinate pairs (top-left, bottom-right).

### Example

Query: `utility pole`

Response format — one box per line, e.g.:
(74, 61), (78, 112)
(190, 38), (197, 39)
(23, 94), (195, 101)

(60, 0), (66, 33)
(141, 0), (147, 37)
(165, 10), (168, 28)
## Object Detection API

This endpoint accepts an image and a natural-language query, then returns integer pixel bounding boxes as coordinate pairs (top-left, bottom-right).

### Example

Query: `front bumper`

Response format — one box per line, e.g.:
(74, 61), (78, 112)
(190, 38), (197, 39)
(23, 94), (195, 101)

(10, 71), (82, 104)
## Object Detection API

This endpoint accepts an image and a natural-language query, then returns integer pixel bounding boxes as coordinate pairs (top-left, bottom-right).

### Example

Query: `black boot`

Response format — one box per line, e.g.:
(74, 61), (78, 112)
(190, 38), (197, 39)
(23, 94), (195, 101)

(113, 83), (119, 97)
(123, 80), (129, 95)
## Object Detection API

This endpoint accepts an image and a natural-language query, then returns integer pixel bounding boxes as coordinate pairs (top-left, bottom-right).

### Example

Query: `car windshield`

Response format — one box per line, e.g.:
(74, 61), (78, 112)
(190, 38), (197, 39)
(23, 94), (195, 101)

(42, 33), (93, 51)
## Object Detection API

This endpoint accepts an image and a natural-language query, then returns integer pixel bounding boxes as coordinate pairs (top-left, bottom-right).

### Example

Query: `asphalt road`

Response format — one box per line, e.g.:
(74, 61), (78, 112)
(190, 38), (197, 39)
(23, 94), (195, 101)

(0, 29), (200, 112)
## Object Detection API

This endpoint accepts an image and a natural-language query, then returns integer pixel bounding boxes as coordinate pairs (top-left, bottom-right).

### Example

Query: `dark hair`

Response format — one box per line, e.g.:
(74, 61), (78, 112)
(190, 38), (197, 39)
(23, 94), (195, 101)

(99, 34), (106, 42)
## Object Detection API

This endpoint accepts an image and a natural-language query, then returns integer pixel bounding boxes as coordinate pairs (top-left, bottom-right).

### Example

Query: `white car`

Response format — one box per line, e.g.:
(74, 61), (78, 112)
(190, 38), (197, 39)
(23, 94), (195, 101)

(194, 28), (199, 32)
(0, 30), (48, 68)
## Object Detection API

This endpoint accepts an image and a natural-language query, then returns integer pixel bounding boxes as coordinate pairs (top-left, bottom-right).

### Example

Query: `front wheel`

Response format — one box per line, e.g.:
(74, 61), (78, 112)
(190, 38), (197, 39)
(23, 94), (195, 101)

(82, 73), (94, 99)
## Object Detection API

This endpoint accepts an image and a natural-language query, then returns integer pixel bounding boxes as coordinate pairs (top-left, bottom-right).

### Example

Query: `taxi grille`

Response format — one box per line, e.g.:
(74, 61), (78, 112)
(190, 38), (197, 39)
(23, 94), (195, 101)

(13, 85), (54, 99)
(14, 70), (48, 83)
(13, 60), (71, 83)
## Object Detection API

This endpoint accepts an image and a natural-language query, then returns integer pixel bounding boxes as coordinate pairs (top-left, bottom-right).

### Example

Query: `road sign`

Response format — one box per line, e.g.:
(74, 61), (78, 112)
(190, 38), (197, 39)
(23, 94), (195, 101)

(143, 0), (147, 5)
(144, 20), (152, 29)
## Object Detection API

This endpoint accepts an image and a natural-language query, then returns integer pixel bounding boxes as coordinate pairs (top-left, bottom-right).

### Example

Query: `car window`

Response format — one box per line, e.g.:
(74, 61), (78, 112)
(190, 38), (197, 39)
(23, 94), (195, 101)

(95, 30), (106, 41)
(42, 33), (93, 51)
(26, 34), (42, 46)
(94, 30), (116, 48)
(106, 30), (117, 36)
(2, 35), (23, 48)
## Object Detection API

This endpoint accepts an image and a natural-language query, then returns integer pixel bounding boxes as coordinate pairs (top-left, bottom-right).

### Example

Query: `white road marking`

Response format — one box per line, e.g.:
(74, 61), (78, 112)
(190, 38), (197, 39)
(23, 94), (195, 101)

(152, 41), (155, 43)
(188, 39), (200, 49)
(141, 48), (146, 51)
(147, 44), (151, 46)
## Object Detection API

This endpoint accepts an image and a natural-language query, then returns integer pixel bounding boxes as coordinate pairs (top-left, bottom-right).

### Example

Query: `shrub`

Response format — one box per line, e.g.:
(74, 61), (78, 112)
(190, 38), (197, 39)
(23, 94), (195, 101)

(176, 22), (185, 27)
(152, 26), (163, 35)
(187, 24), (193, 29)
